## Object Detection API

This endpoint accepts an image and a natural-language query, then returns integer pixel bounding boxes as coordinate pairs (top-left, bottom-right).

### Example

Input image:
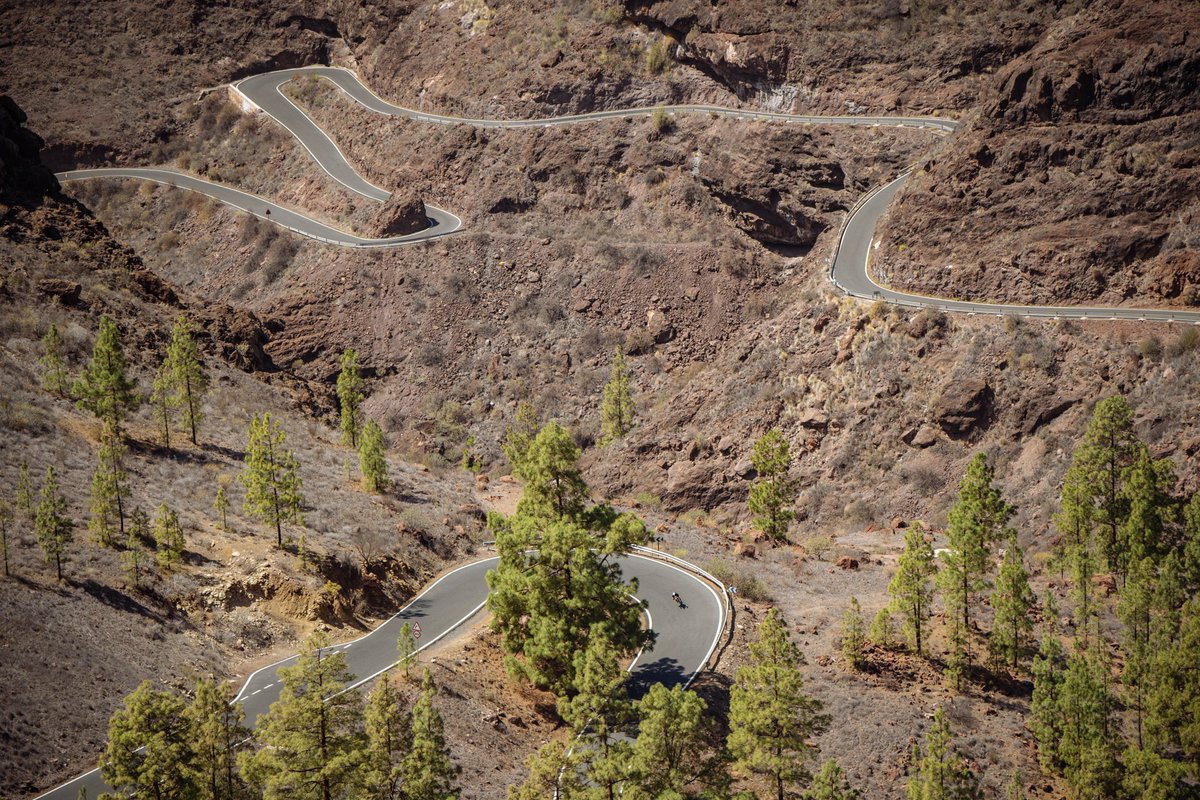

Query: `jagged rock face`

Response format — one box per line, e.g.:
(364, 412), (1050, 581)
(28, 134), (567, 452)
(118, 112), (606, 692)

(876, 0), (1200, 307)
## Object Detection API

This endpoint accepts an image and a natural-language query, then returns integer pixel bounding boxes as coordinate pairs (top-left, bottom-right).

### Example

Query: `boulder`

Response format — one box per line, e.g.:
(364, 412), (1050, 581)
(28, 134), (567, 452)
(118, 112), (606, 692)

(372, 188), (428, 237)
(36, 278), (81, 306)
(734, 542), (757, 559)
(836, 556), (859, 571)
(903, 424), (940, 448)
(798, 408), (829, 430)
(934, 378), (993, 438)
(647, 309), (675, 344)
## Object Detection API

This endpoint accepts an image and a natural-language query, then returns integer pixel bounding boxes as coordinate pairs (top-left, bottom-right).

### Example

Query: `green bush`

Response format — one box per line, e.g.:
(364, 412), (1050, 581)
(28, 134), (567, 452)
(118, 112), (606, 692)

(644, 37), (672, 75)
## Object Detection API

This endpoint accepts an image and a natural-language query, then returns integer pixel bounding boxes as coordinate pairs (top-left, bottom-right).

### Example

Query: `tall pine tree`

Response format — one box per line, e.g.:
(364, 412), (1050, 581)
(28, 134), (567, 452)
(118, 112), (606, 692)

(938, 452), (1014, 687)
(34, 465), (73, 582)
(336, 348), (365, 448)
(73, 314), (139, 436)
(630, 683), (722, 799)
(397, 670), (460, 800)
(239, 631), (366, 800)
(240, 413), (303, 547)
(359, 418), (389, 494)
(600, 346), (635, 445)
(186, 676), (249, 800)
(363, 675), (412, 800)
(101, 680), (197, 800)
(748, 429), (795, 542)
(39, 322), (71, 398)
(889, 523), (937, 656)
(905, 708), (981, 800)
(166, 315), (209, 446)
(728, 608), (828, 800)
(989, 535), (1035, 674)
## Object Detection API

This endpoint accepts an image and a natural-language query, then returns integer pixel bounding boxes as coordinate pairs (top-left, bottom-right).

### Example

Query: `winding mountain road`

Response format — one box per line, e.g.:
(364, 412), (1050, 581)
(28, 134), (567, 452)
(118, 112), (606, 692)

(58, 65), (1200, 322)
(35, 60), (1198, 798)
(34, 550), (725, 800)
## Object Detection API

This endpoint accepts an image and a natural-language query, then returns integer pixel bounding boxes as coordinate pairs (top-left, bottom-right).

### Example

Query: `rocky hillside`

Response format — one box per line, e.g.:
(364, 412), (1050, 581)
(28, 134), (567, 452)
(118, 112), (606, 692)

(0, 97), (490, 798)
(875, 0), (1200, 307)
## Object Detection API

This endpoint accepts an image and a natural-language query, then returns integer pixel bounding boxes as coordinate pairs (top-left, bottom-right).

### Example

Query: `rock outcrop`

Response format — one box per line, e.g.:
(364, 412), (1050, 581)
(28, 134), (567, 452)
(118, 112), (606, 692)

(372, 187), (428, 237)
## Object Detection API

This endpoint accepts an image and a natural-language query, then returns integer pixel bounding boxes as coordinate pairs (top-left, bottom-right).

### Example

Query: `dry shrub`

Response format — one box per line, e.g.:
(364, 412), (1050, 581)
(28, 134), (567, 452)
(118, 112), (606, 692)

(705, 559), (771, 601)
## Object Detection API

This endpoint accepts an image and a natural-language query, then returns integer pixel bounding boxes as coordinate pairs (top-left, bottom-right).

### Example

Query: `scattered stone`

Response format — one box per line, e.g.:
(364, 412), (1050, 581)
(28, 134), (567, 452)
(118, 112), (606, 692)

(836, 556), (859, 570)
(798, 408), (829, 430)
(902, 425), (940, 448)
(734, 542), (756, 558)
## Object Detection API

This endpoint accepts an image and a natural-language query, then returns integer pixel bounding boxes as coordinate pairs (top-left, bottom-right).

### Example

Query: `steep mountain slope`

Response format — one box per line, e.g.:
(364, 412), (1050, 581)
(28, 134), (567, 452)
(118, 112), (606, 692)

(0, 98), (491, 798)
(875, 0), (1200, 306)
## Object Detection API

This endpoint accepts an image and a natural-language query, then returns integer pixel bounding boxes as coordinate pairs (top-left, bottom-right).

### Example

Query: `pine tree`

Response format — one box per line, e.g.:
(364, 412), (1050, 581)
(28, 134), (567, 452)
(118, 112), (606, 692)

(150, 360), (174, 449)
(359, 418), (389, 493)
(1067, 396), (1139, 579)
(558, 636), (633, 798)
(728, 608), (828, 800)
(1030, 631), (1065, 773)
(239, 631), (366, 800)
(100, 423), (128, 533)
(1121, 747), (1189, 800)
(487, 514), (648, 695)
(280, 447), (304, 526)
(501, 402), (540, 480)
(364, 675), (412, 800)
(630, 683), (722, 799)
(166, 315), (208, 445)
(153, 502), (185, 570)
(73, 314), (139, 436)
(213, 482), (230, 531)
(841, 597), (867, 670)
(1059, 646), (1121, 799)
(397, 670), (460, 800)
(748, 429), (795, 542)
(186, 676), (248, 800)
(509, 742), (580, 800)
(870, 607), (896, 650)
(512, 421), (588, 522)
(905, 708), (981, 800)
(88, 423), (128, 546)
(34, 465), (73, 582)
(240, 413), (303, 547)
(101, 680), (197, 800)
(397, 622), (417, 678)
(938, 452), (1014, 686)
(1144, 599), (1200, 774)
(121, 529), (148, 590)
(1118, 555), (1156, 749)
(1005, 771), (1024, 800)
(336, 348), (365, 448)
(989, 535), (1035, 674)
(600, 346), (635, 445)
(39, 322), (71, 398)
(1183, 492), (1200, 592)
(1056, 464), (1100, 643)
(1118, 446), (1177, 569)
(889, 523), (937, 656)
(803, 759), (861, 800)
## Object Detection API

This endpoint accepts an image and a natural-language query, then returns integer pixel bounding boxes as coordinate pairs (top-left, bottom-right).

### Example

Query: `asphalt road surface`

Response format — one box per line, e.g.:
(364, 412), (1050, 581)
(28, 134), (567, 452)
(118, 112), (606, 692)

(33, 552), (724, 800)
(56, 168), (462, 248)
(60, 66), (1197, 322)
